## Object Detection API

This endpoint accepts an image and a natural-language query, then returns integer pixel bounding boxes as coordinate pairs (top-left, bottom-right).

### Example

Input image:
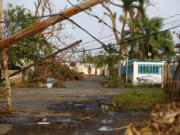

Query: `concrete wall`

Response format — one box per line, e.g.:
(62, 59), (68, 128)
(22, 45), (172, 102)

(132, 61), (164, 85)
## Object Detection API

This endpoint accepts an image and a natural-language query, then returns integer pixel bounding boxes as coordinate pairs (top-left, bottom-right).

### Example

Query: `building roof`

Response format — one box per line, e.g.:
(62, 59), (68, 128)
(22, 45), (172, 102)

(128, 59), (164, 64)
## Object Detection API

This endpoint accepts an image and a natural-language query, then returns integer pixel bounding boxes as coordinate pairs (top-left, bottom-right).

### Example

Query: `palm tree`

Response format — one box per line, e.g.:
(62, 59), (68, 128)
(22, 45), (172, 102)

(128, 17), (174, 59)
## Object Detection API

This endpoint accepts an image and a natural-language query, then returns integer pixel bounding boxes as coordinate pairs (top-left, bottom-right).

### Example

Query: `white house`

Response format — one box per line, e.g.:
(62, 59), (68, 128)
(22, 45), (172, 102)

(122, 60), (165, 85)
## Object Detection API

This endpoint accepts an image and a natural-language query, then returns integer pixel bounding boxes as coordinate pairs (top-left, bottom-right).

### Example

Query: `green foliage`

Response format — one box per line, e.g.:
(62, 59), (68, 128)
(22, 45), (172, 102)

(112, 90), (169, 109)
(80, 51), (94, 64)
(94, 44), (119, 79)
(2, 3), (52, 66)
(128, 17), (175, 59)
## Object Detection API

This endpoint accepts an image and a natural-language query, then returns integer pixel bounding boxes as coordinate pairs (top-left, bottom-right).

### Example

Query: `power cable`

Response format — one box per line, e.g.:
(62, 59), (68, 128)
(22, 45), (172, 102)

(75, 24), (180, 53)
(163, 13), (180, 20)
(82, 34), (114, 45)
(83, 38), (115, 48)
(163, 19), (180, 26)
(67, 0), (180, 47)
(67, 23), (180, 62)
(67, 0), (123, 37)
(78, 17), (180, 50)
(0, 9), (179, 24)
(77, 18), (180, 50)
(1, 3), (179, 60)
(79, 21), (179, 52)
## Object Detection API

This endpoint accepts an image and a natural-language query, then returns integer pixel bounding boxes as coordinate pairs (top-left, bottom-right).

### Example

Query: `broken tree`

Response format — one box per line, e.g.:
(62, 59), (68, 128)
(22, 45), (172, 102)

(0, 0), (105, 49)
(0, 40), (82, 82)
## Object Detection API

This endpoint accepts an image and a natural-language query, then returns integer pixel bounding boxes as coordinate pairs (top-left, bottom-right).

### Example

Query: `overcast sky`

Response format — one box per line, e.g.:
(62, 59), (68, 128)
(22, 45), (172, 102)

(3, 0), (180, 54)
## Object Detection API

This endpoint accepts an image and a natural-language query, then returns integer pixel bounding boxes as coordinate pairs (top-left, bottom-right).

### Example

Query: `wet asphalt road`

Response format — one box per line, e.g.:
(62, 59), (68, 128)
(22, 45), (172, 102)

(0, 76), (149, 135)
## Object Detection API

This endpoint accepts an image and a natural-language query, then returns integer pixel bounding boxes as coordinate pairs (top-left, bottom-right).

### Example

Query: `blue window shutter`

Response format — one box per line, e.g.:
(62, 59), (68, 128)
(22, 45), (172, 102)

(138, 64), (141, 74)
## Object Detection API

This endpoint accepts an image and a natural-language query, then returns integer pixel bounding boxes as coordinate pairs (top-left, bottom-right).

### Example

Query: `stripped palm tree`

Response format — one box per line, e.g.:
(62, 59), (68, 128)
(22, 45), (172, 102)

(102, 0), (146, 79)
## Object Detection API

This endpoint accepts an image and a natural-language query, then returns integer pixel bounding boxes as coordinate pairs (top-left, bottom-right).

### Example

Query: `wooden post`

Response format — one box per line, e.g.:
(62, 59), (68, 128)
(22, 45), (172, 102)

(0, 40), (82, 82)
(161, 64), (164, 89)
(0, 0), (13, 112)
(2, 48), (12, 112)
(0, 0), (105, 49)
(125, 47), (128, 84)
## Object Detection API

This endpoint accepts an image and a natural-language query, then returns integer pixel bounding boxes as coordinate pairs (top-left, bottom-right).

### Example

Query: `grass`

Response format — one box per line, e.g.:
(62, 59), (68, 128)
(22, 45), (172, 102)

(112, 90), (169, 110)
(103, 79), (161, 89)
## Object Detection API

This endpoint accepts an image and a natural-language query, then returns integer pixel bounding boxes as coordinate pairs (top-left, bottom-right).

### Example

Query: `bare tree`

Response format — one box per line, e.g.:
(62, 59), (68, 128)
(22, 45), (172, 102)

(101, 2), (124, 79)
(34, 0), (66, 54)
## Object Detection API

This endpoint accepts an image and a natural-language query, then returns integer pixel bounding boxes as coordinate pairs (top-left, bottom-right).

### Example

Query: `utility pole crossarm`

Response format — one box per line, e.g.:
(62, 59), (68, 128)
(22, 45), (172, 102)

(0, 0), (105, 49)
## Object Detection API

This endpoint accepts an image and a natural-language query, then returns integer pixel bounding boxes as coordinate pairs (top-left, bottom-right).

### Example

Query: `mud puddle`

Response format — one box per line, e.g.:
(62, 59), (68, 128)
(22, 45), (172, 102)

(0, 97), (150, 135)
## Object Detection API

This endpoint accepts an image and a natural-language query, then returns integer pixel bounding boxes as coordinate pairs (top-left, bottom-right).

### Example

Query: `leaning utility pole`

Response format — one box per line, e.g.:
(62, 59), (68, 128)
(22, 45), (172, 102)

(0, 0), (105, 49)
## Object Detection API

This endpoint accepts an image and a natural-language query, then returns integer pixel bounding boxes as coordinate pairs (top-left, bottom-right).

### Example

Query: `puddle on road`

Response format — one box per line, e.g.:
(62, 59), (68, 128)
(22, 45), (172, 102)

(0, 116), (78, 126)
(0, 116), (40, 126)
(0, 98), (149, 135)
(101, 119), (113, 124)
(98, 125), (113, 131)
(0, 117), (37, 125)
(49, 117), (78, 123)
(48, 101), (100, 112)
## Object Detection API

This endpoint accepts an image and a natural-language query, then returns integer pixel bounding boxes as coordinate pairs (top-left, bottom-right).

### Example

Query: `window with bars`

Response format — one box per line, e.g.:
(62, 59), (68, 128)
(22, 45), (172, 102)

(138, 64), (162, 74)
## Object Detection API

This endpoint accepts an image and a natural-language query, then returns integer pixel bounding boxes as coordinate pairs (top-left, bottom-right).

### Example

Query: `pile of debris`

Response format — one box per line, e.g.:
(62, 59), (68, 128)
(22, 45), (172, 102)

(124, 101), (180, 135)
(31, 59), (85, 82)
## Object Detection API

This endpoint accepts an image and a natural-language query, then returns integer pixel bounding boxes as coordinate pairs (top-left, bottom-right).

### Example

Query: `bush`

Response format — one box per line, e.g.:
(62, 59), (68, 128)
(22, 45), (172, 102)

(112, 90), (169, 110)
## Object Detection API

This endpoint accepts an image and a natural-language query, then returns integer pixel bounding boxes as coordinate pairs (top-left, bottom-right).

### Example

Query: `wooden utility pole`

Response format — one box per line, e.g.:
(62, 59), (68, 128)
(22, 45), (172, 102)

(0, 40), (82, 82)
(0, 0), (105, 49)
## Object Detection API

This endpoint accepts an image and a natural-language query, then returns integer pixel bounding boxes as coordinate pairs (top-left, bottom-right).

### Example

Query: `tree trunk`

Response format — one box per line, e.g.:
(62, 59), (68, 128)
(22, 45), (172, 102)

(2, 48), (12, 112)
(118, 10), (128, 79)
(142, 38), (149, 59)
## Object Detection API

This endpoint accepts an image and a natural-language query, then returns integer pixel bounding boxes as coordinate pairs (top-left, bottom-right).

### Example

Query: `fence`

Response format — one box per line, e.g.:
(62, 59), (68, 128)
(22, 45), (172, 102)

(162, 59), (180, 94)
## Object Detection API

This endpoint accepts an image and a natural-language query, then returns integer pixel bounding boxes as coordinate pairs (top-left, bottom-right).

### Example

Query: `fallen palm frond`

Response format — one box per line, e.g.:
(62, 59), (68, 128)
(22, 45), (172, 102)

(124, 101), (180, 135)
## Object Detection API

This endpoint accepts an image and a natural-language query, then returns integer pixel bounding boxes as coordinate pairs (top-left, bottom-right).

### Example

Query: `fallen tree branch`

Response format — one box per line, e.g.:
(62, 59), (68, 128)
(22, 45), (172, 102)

(0, 40), (82, 82)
